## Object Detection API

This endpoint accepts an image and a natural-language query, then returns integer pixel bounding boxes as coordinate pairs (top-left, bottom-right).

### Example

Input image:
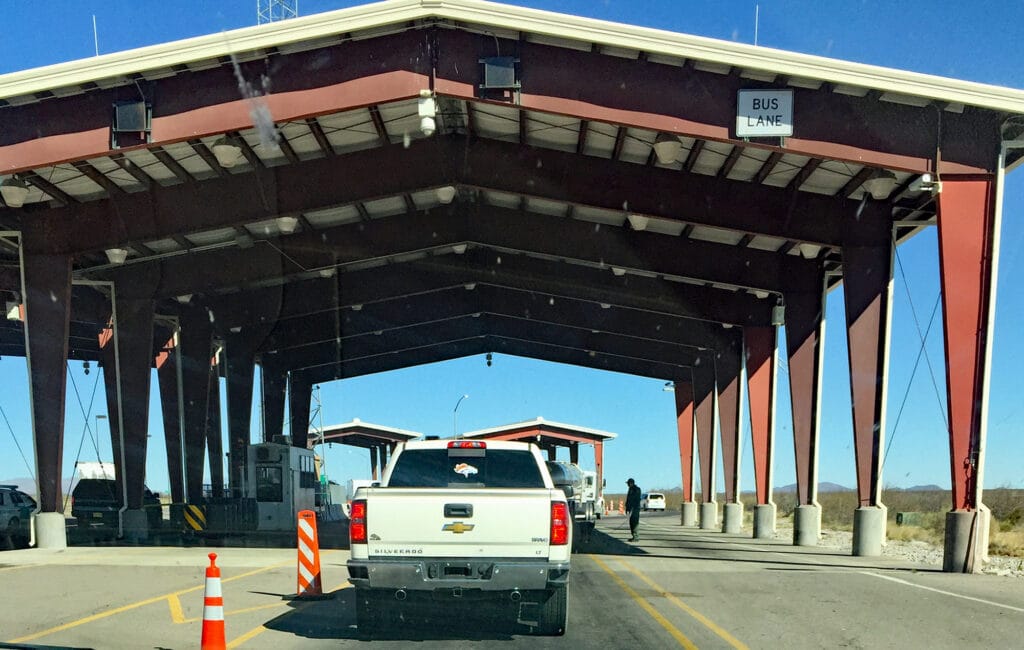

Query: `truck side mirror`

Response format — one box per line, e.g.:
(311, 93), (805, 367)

(561, 486), (574, 498)
(602, 479), (606, 487)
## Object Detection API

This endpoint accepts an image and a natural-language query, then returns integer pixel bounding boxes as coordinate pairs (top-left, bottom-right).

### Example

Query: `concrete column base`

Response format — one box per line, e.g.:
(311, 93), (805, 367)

(852, 506), (886, 556)
(722, 502), (744, 534)
(793, 504), (820, 546)
(34, 512), (67, 549)
(123, 509), (150, 543)
(753, 503), (776, 539)
(944, 509), (986, 573)
(681, 501), (698, 527)
(699, 502), (718, 530)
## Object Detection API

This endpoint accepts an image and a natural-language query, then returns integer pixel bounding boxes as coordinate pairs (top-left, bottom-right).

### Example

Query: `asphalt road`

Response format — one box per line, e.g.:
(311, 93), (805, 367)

(1, 512), (1022, 649)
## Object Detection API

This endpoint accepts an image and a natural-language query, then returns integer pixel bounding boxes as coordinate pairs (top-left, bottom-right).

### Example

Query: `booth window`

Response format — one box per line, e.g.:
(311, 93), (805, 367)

(256, 464), (283, 502)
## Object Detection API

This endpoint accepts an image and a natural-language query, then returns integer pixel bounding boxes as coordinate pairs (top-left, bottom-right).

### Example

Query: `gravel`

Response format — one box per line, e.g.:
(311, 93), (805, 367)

(772, 520), (1024, 578)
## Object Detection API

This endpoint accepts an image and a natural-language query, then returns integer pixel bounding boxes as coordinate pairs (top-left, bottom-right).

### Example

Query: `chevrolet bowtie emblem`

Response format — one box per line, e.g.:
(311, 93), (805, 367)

(442, 522), (475, 534)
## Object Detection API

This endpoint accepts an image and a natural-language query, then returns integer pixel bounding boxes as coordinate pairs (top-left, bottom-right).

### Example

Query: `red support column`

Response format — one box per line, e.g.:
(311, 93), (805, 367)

(693, 358), (718, 529)
(594, 441), (604, 503)
(745, 326), (777, 505)
(936, 175), (999, 572)
(370, 446), (380, 481)
(113, 297), (155, 514)
(717, 334), (744, 534)
(22, 252), (72, 522)
(674, 374), (698, 527)
(206, 362), (224, 497)
(98, 328), (124, 505)
(745, 325), (778, 538)
(843, 235), (895, 556)
(156, 339), (185, 504)
(569, 442), (579, 465)
(224, 334), (255, 497)
(180, 307), (212, 504)
(261, 360), (287, 443)
(674, 377), (696, 502)
(785, 277), (827, 546)
(289, 373), (312, 450)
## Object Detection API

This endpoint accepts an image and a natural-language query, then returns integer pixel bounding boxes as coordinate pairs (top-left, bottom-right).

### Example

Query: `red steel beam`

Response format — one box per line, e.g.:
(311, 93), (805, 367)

(745, 326), (777, 506)
(842, 241), (894, 508)
(674, 376), (696, 503)
(785, 282), (827, 506)
(935, 175), (998, 511)
(693, 359), (717, 504)
(716, 335), (743, 504)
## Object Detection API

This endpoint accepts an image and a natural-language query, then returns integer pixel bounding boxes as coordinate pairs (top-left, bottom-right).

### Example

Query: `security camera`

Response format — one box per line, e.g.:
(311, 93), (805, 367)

(486, 352), (492, 367)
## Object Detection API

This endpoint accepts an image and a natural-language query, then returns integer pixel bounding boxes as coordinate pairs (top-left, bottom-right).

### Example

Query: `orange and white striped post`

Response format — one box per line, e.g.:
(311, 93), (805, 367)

(618, 500), (625, 514)
(201, 553), (226, 650)
(296, 509), (324, 599)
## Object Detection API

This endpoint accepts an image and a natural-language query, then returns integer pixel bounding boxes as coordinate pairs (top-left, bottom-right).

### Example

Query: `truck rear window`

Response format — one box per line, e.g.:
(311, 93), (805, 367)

(388, 450), (544, 488)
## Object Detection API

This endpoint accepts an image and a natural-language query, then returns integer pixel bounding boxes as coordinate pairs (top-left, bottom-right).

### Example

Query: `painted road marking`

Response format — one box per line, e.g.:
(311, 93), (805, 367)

(618, 558), (749, 650)
(6, 560), (292, 644)
(226, 581), (350, 648)
(169, 592), (286, 625)
(589, 555), (697, 649)
(861, 571), (1024, 613)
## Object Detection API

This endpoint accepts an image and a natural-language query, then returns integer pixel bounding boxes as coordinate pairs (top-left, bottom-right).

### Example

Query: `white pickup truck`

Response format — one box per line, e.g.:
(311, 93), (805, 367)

(346, 439), (571, 636)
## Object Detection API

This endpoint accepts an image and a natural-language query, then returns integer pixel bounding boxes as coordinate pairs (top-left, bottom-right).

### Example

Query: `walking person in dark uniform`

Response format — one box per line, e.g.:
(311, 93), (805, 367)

(625, 478), (642, 542)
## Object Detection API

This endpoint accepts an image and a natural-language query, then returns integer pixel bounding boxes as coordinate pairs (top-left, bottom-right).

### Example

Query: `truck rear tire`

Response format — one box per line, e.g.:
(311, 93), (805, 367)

(535, 586), (567, 636)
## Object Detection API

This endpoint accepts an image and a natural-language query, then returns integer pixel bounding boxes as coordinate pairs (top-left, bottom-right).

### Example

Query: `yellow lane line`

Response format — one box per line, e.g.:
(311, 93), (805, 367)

(588, 555), (697, 650)
(226, 582), (351, 649)
(7, 559), (292, 644)
(174, 601), (293, 625)
(0, 563), (36, 572)
(168, 594), (187, 624)
(619, 558), (749, 650)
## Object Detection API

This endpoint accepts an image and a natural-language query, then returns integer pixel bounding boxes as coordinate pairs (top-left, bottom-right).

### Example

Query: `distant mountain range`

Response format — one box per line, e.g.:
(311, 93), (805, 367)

(774, 482), (851, 493)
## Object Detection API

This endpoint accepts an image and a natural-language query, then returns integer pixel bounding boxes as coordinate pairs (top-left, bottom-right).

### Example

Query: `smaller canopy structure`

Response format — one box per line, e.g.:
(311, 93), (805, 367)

(312, 418), (422, 480)
(463, 417), (616, 489)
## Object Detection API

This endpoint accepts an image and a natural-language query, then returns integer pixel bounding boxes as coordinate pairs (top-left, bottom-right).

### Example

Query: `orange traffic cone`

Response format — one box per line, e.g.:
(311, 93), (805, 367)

(201, 553), (226, 650)
(296, 509), (328, 599)
(619, 500), (625, 514)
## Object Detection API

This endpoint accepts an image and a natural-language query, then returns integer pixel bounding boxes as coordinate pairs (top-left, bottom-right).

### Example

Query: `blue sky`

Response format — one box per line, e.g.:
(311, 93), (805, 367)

(0, 1), (1021, 498)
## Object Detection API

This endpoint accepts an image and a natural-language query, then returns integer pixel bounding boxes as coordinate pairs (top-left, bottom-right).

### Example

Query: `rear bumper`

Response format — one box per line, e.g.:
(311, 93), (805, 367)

(347, 557), (570, 592)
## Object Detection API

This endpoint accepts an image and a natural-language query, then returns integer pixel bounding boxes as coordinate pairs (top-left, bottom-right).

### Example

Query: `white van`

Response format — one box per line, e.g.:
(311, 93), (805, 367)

(640, 492), (666, 511)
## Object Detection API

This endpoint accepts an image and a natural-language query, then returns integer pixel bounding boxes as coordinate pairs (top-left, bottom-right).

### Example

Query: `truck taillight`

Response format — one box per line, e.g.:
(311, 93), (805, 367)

(350, 499), (367, 544)
(550, 501), (569, 546)
(447, 440), (486, 449)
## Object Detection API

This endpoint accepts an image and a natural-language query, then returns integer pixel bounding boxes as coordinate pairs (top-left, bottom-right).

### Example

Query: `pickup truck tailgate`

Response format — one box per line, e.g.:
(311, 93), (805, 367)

(362, 487), (557, 558)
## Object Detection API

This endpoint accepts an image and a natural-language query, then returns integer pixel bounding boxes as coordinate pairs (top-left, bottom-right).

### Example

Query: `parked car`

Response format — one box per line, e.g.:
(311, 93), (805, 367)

(640, 492), (666, 511)
(71, 479), (162, 538)
(0, 485), (35, 548)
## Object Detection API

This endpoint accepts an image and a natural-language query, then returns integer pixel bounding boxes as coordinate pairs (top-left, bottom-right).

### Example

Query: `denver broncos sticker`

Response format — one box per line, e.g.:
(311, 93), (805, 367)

(453, 462), (479, 477)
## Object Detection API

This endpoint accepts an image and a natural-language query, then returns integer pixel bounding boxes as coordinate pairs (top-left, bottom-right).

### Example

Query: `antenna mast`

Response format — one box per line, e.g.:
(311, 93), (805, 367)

(257, 0), (299, 25)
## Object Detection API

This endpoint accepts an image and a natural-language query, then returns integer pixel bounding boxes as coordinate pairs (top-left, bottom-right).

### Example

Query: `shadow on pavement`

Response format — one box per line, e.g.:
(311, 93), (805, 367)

(261, 586), (524, 641)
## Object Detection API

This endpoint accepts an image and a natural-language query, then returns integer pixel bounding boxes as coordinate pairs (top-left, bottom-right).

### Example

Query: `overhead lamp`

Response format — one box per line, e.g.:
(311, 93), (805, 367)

(722, 323), (734, 329)
(908, 173), (941, 195)
(351, 304), (363, 311)
(626, 214), (649, 231)
(652, 132), (682, 165)
(452, 244), (468, 255)
(6, 301), (22, 321)
(862, 169), (898, 200)
(753, 289), (770, 300)
(211, 136), (242, 168)
(276, 216), (299, 234)
(418, 92), (437, 137)
(600, 303), (611, 309)
(0, 177), (29, 208)
(319, 268), (336, 278)
(436, 185), (457, 204)
(771, 302), (786, 326)
(611, 267), (626, 277)
(104, 248), (129, 265)
(464, 282), (477, 291)
(175, 294), (192, 304)
(229, 326), (242, 333)
(798, 243), (822, 259)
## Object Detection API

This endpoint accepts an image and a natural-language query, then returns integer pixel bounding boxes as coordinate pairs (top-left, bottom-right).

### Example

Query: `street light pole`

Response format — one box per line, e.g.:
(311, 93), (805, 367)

(453, 394), (469, 438)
